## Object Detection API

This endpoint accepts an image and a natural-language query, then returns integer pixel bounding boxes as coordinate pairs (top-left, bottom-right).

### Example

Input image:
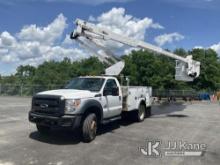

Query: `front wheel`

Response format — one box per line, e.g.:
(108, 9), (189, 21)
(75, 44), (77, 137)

(36, 124), (50, 134)
(82, 113), (97, 143)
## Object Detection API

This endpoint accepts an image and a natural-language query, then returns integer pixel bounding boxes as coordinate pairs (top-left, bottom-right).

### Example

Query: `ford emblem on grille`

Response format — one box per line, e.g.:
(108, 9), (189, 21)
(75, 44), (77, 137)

(40, 104), (48, 109)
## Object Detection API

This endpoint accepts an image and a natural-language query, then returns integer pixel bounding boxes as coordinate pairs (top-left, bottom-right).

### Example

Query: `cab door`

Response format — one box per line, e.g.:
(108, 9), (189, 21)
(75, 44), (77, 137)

(103, 79), (122, 118)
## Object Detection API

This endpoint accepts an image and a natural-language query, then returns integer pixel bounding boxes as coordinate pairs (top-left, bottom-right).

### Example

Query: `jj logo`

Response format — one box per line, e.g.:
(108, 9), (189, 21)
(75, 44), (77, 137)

(139, 140), (161, 157)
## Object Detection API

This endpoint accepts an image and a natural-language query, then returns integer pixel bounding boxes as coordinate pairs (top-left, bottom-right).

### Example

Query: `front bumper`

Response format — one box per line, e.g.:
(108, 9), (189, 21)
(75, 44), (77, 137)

(29, 112), (82, 129)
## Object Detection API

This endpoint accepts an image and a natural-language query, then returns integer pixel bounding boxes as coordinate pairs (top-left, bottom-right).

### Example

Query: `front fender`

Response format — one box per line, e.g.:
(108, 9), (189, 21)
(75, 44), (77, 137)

(79, 99), (103, 120)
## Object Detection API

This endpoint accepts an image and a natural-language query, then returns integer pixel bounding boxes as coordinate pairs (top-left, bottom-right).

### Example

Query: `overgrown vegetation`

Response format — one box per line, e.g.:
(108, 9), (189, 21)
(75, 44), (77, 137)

(1, 48), (220, 95)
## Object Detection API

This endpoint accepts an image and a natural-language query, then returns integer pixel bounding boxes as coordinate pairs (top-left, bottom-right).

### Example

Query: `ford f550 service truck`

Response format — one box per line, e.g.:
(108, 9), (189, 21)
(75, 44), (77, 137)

(29, 19), (200, 142)
(29, 76), (152, 142)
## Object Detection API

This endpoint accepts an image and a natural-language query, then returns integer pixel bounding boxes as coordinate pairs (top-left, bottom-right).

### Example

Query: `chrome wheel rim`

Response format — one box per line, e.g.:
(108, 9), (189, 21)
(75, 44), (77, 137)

(139, 105), (145, 120)
(90, 120), (97, 138)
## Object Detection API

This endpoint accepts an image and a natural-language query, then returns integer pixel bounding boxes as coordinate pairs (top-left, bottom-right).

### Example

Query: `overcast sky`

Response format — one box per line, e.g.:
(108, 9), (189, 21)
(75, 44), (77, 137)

(0, 0), (220, 75)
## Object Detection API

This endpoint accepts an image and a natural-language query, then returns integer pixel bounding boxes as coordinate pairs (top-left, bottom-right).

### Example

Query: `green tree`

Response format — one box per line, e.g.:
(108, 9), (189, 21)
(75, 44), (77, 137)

(79, 57), (105, 76)
(190, 48), (220, 91)
(1, 48), (220, 94)
(122, 50), (187, 89)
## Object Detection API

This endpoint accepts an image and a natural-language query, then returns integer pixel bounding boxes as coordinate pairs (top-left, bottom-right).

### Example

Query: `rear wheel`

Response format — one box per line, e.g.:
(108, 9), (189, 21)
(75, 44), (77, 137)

(136, 104), (146, 122)
(82, 113), (97, 142)
(36, 124), (50, 134)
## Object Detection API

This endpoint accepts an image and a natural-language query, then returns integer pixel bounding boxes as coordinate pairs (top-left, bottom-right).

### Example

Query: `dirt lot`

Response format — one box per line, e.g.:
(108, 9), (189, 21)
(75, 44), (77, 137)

(0, 96), (220, 165)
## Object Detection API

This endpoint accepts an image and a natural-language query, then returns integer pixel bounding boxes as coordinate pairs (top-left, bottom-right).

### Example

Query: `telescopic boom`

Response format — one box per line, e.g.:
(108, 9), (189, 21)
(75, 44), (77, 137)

(70, 19), (200, 81)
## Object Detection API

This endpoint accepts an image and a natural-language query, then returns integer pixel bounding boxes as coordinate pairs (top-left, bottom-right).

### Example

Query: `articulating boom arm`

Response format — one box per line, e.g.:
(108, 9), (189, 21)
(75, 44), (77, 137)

(70, 19), (200, 81)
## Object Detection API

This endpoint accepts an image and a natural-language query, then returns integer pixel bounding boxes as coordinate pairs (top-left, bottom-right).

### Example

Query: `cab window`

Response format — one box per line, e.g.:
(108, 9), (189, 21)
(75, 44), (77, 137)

(103, 79), (119, 96)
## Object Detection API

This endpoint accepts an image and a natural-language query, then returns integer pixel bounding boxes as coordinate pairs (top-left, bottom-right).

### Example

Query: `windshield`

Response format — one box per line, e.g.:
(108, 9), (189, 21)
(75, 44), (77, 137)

(65, 78), (105, 92)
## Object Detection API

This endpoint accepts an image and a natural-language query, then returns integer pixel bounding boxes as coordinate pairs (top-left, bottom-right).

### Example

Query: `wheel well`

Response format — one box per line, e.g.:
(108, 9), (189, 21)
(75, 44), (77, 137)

(83, 106), (102, 124)
(139, 100), (146, 108)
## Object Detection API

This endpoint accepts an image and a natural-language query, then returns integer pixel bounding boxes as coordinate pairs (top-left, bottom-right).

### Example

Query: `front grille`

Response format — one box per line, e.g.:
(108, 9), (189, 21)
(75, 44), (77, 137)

(32, 95), (65, 116)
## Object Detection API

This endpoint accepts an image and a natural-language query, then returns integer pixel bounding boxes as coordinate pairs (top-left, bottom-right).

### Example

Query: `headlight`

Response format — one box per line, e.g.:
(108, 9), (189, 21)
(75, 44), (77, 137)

(65, 99), (81, 113)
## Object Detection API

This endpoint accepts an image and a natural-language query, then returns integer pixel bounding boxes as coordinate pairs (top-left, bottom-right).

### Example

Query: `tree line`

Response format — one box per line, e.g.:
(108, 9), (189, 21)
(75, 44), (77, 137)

(0, 48), (220, 95)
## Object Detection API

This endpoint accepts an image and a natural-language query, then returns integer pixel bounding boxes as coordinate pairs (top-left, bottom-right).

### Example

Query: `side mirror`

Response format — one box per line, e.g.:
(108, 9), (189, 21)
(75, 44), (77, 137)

(103, 88), (110, 96)
(103, 87), (119, 96)
(112, 87), (119, 96)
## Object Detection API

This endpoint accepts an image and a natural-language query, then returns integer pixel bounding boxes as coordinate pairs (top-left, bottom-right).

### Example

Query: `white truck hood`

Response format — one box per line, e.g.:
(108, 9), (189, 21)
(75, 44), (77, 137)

(37, 89), (97, 99)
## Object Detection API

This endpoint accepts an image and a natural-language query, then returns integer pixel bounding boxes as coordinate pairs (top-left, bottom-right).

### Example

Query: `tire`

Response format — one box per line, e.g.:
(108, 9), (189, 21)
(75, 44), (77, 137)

(145, 106), (151, 117)
(136, 103), (146, 122)
(82, 113), (97, 143)
(36, 124), (50, 134)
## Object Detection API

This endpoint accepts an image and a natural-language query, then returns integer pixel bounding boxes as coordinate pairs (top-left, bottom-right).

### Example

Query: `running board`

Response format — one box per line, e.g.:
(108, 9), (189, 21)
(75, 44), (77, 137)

(102, 115), (121, 124)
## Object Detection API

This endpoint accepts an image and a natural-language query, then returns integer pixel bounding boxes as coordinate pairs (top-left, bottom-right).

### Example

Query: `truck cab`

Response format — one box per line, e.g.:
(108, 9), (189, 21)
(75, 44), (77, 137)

(29, 76), (152, 142)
